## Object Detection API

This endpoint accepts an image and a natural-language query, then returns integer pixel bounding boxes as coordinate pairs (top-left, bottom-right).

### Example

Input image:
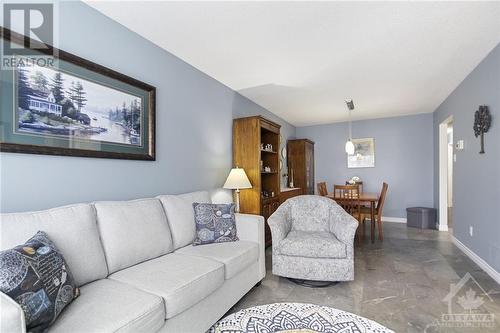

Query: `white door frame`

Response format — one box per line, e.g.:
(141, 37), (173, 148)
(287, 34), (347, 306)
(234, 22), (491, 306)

(438, 116), (453, 231)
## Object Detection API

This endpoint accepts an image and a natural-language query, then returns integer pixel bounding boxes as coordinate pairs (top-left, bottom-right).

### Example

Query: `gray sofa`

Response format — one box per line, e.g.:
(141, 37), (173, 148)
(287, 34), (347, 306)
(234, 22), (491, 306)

(0, 189), (265, 333)
(268, 195), (358, 282)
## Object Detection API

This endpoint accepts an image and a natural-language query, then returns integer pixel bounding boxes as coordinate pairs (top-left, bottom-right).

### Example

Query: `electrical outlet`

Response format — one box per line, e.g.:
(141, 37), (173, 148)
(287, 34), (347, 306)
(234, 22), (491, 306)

(469, 226), (474, 237)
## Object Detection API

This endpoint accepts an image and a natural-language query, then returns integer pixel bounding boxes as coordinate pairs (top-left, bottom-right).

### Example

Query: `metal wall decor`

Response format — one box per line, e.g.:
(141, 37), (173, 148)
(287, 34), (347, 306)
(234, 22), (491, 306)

(473, 105), (492, 154)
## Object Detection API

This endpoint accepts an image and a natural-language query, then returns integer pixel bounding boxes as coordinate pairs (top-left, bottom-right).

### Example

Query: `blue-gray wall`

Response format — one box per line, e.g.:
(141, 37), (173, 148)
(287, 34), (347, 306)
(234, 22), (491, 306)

(0, 1), (295, 213)
(433, 43), (500, 272)
(296, 113), (434, 218)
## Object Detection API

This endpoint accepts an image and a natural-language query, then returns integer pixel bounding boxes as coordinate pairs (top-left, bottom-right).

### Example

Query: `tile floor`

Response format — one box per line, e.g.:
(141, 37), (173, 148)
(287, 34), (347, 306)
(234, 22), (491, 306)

(231, 223), (500, 333)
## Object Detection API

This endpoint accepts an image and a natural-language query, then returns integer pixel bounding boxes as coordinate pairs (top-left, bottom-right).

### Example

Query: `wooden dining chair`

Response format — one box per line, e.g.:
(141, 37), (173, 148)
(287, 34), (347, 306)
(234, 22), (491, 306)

(333, 185), (361, 221)
(333, 185), (362, 244)
(360, 182), (388, 241)
(345, 181), (363, 193)
(317, 182), (328, 196)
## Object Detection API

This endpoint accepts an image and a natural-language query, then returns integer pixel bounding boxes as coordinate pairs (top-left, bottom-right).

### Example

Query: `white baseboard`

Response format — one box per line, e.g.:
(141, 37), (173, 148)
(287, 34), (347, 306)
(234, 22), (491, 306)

(452, 236), (500, 285)
(382, 216), (407, 223)
(365, 216), (407, 223)
(438, 224), (449, 231)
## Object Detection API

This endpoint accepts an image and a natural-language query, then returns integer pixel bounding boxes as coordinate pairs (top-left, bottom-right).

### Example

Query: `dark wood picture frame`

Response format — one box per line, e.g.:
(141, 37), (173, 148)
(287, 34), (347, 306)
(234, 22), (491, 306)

(0, 27), (156, 160)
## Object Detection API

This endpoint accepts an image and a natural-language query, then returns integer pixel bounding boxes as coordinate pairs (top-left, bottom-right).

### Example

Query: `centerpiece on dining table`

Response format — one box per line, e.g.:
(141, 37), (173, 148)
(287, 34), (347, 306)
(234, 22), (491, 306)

(348, 176), (361, 185)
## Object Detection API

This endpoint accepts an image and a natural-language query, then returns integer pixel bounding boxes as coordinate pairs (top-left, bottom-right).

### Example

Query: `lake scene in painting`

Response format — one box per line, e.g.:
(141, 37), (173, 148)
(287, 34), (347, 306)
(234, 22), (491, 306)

(15, 64), (142, 146)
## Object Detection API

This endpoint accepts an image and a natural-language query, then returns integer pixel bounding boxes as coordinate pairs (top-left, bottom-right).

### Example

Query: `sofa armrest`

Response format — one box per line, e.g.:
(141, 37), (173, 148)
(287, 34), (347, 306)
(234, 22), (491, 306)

(235, 213), (266, 280)
(267, 204), (291, 252)
(329, 205), (358, 258)
(1, 292), (25, 333)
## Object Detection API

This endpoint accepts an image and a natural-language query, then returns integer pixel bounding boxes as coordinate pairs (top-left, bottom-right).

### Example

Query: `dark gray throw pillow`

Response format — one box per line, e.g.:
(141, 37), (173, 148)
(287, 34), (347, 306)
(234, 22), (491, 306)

(193, 203), (238, 245)
(0, 231), (79, 332)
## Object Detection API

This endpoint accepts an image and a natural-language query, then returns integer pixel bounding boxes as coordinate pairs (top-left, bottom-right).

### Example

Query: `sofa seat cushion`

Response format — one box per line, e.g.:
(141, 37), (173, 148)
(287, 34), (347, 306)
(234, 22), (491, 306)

(49, 279), (164, 333)
(175, 241), (259, 279)
(109, 253), (224, 319)
(278, 231), (347, 259)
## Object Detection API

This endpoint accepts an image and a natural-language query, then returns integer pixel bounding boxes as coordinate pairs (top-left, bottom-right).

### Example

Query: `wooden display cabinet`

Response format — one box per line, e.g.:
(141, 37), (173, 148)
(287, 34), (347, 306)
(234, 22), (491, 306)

(233, 116), (281, 247)
(287, 139), (315, 195)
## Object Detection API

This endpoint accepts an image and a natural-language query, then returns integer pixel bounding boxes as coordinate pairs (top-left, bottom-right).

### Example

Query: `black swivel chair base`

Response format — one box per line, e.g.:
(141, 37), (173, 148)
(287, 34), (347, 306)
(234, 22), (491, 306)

(287, 278), (339, 288)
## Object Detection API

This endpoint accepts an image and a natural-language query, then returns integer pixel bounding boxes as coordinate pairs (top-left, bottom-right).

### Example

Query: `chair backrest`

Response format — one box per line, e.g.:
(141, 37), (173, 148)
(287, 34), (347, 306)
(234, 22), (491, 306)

(333, 185), (360, 199)
(317, 182), (328, 196)
(345, 181), (363, 193)
(333, 185), (361, 218)
(376, 182), (389, 216)
(287, 195), (333, 232)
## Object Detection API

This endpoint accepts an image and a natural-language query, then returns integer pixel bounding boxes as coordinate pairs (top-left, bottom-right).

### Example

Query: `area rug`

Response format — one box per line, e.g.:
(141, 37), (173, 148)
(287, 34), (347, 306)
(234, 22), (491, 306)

(209, 303), (394, 333)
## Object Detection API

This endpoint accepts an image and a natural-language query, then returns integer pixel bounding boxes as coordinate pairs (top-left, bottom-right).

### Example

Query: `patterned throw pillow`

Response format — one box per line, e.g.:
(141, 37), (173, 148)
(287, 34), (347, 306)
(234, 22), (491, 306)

(193, 203), (238, 245)
(0, 231), (79, 332)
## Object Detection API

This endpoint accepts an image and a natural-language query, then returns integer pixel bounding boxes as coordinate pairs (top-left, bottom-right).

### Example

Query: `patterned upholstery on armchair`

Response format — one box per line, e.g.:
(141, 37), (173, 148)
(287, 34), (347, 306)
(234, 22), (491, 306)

(268, 195), (358, 281)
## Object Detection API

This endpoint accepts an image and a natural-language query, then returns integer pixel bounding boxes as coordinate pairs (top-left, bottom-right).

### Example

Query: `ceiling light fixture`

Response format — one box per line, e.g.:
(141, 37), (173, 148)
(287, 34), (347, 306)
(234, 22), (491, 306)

(345, 99), (355, 155)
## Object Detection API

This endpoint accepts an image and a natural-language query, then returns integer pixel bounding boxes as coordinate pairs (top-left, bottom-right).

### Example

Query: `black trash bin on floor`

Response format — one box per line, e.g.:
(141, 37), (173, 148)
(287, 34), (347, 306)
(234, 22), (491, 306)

(406, 207), (437, 229)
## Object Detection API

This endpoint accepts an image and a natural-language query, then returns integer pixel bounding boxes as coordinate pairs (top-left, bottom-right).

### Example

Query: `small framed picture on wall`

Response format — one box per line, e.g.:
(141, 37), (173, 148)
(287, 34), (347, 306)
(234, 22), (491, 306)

(347, 138), (375, 168)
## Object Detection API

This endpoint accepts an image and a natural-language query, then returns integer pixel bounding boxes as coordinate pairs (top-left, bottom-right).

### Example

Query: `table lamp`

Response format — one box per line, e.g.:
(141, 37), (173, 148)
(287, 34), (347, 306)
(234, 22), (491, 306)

(223, 167), (252, 213)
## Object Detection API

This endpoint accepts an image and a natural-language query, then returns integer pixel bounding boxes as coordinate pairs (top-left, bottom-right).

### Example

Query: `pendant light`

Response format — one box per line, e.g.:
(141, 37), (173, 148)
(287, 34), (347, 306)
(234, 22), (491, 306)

(345, 99), (355, 155)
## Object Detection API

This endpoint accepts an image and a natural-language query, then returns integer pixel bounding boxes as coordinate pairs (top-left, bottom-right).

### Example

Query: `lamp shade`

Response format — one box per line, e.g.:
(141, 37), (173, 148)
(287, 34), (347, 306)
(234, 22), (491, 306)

(223, 168), (252, 189)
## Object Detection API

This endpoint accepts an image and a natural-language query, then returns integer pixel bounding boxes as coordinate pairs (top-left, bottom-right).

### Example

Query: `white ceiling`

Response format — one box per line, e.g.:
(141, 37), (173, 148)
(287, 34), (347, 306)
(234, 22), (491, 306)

(85, 1), (500, 126)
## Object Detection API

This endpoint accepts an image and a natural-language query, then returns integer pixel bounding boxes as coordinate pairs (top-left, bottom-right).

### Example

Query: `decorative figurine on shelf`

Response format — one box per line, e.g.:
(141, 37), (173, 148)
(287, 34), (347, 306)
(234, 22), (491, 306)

(264, 143), (273, 152)
(260, 143), (264, 150)
(473, 105), (492, 154)
(264, 166), (271, 173)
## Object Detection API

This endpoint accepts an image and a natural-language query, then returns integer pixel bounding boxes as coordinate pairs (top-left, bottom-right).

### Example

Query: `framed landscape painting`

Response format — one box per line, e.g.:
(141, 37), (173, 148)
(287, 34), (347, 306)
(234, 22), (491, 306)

(0, 28), (155, 160)
(347, 138), (375, 168)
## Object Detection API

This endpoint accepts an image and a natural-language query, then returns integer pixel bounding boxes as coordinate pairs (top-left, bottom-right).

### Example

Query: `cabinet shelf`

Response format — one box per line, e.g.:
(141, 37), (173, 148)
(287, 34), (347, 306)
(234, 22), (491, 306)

(260, 149), (277, 154)
(262, 196), (279, 203)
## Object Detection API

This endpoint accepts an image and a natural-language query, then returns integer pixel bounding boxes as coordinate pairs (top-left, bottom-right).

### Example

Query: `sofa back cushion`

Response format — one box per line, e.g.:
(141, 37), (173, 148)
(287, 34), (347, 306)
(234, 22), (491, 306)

(94, 198), (173, 274)
(289, 195), (332, 232)
(209, 188), (233, 204)
(157, 191), (211, 249)
(0, 204), (108, 287)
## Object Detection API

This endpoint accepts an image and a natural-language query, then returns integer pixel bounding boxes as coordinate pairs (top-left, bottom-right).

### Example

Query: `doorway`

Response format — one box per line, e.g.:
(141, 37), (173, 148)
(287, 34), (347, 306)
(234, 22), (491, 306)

(438, 116), (453, 231)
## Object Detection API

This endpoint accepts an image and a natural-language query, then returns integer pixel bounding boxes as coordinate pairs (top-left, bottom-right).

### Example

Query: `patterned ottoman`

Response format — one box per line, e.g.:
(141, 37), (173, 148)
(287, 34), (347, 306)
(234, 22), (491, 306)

(209, 303), (394, 333)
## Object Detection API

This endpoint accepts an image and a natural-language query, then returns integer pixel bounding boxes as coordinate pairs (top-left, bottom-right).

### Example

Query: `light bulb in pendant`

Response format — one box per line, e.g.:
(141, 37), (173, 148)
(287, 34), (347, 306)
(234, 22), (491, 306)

(345, 139), (355, 155)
